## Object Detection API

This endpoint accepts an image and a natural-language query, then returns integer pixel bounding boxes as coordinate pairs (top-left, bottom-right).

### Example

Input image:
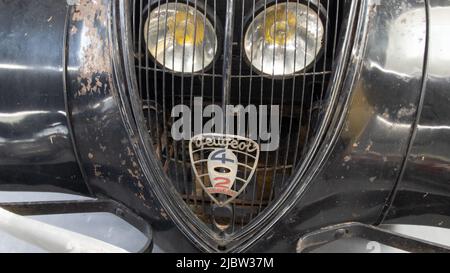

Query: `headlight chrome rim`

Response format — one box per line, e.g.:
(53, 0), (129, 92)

(143, 1), (220, 74)
(243, 1), (326, 78)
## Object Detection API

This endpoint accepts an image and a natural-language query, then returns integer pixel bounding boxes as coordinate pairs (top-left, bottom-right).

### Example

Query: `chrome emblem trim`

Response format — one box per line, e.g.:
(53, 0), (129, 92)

(189, 134), (260, 207)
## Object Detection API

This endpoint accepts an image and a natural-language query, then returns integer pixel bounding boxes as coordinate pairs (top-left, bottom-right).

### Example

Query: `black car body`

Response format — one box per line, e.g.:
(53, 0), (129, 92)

(0, 0), (449, 253)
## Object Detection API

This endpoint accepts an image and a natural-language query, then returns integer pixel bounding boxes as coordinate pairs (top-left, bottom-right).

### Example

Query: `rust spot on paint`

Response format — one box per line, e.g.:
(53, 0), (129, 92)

(70, 25), (78, 35)
(99, 143), (107, 152)
(127, 169), (140, 180)
(160, 209), (169, 220)
(71, 0), (112, 97)
(94, 164), (103, 177)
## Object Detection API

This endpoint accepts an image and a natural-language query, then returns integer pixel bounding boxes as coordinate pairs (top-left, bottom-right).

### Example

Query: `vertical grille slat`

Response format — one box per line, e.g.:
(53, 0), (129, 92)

(199, 0), (209, 219)
(233, 0), (246, 232)
(178, 0), (189, 202)
(248, 0), (258, 221)
(320, 0), (330, 104)
(152, 1), (162, 161)
(281, 0), (300, 186)
(332, 0), (340, 66)
(256, 0), (268, 214)
(132, 0), (345, 236)
(268, 0), (289, 202)
(170, 0), (181, 192)
(304, 0), (320, 161)
(291, 0), (311, 174)
(161, 2), (170, 178)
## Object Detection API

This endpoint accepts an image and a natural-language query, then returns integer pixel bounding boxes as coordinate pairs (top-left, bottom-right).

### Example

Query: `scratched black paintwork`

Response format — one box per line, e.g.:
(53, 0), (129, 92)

(66, 0), (153, 214)
(64, 0), (197, 252)
(0, 0), (88, 194)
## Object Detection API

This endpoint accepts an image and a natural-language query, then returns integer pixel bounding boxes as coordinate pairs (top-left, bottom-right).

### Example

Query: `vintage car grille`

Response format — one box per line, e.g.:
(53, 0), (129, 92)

(132, 0), (344, 235)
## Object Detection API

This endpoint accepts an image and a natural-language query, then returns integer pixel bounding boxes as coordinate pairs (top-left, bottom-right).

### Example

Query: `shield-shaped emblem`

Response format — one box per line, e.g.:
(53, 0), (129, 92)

(189, 134), (260, 207)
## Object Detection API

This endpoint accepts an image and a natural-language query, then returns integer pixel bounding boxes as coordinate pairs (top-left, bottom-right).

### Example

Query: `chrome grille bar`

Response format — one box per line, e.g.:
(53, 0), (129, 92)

(222, 0), (235, 115)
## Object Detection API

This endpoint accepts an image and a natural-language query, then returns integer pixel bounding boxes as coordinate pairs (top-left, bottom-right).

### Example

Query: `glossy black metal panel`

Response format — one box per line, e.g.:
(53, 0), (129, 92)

(0, 0), (89, 194)
(248, 0), (428, 252)
(65, 0), (197, 252)
(385, 0), (450, 229)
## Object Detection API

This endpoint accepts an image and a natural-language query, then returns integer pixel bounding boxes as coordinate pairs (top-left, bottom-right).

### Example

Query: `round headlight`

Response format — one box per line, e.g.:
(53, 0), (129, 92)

(144, 3), (217, 73)
(244, 2), (324, 76)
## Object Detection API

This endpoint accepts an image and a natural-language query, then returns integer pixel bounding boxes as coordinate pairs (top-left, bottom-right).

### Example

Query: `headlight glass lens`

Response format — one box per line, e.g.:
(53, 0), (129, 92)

(244, 2), (324, 76)
(144, 3), (217, 73)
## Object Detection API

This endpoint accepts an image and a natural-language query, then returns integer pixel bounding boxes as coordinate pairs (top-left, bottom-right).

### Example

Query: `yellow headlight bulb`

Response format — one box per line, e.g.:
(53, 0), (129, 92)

(144, 3), (217, 73)
(264, 6), (297, 46)
(169, 11), (205, 46)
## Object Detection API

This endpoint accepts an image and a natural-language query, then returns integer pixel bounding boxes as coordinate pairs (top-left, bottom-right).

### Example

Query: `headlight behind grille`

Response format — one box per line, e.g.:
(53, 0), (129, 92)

(144, 2), (218, 73)
(244, 2), (324, 76)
